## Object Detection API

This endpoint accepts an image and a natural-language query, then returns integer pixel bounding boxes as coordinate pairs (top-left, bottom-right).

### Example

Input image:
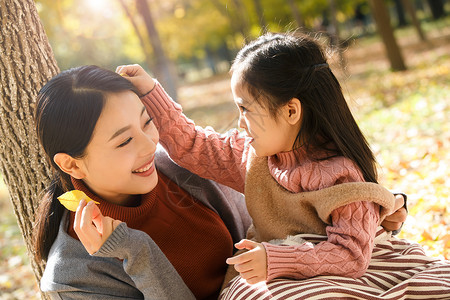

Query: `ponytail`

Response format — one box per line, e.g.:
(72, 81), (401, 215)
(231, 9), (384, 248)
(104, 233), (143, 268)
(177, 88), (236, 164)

(33, 172), (73, 262)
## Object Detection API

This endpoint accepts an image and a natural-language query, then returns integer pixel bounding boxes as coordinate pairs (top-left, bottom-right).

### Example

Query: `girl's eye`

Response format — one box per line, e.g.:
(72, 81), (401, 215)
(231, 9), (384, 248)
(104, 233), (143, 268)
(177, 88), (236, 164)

(240, 106), (248, 113)
(118, 137), (132, 148)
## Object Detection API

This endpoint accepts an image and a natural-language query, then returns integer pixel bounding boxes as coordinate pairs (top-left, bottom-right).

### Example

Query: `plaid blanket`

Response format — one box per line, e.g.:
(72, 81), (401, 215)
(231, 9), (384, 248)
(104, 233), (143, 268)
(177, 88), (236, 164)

(220, 228), (450, 299)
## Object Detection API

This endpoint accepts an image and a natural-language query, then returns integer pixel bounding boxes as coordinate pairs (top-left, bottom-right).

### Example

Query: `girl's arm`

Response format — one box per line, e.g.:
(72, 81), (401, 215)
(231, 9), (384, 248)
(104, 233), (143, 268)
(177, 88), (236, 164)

(264, 201), (379, 281)
(227, 201), (379, 282)
(117, 64), (250, 193)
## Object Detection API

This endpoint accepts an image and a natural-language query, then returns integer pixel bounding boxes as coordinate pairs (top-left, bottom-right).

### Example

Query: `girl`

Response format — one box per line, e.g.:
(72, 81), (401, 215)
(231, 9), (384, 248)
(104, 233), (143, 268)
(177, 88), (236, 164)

(33, 65), (252, 299)
(119, 32), (450, 298)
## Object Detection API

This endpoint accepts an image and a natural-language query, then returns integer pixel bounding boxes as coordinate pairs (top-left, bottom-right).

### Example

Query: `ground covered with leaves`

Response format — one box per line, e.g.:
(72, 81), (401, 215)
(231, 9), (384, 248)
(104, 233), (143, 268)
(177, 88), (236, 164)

(1, 23), (449, 299)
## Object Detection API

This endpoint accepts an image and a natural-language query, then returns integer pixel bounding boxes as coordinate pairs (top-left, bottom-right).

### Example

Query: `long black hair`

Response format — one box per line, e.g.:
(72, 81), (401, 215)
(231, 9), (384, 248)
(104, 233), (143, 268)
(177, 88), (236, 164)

(231, 32), (377, 183)
(33, 65), (138, 262)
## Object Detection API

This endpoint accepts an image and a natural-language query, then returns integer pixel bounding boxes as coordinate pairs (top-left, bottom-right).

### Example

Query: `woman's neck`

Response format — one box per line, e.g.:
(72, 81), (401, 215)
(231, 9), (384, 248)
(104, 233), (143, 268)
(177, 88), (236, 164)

(72, 178), (140, 207)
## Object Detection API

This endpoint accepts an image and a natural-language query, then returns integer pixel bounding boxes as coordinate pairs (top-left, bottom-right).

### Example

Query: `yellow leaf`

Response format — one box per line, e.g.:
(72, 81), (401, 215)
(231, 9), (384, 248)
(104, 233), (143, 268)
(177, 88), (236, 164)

(57, 190), (99, 212)
(421, 230), (434, 242)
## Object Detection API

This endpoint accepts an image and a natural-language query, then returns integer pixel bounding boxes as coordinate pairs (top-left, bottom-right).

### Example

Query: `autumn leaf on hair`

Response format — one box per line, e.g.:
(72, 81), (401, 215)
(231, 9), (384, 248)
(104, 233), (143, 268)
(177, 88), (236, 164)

(57, 190), (100, 212)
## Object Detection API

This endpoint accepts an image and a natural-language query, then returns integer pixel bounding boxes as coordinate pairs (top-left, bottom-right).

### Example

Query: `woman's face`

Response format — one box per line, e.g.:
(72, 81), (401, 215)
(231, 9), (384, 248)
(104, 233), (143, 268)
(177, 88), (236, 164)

(76, 90), (159, 205)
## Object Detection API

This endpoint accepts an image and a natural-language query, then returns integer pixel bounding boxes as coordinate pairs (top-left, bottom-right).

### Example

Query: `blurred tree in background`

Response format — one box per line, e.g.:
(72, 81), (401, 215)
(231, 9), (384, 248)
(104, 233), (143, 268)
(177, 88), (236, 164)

(34, 0), (448, 95)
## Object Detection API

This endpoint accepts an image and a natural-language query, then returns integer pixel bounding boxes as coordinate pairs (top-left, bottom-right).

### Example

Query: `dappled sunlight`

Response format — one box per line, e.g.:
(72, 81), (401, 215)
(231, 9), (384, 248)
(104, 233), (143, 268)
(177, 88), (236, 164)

(83, 0), (112, 15)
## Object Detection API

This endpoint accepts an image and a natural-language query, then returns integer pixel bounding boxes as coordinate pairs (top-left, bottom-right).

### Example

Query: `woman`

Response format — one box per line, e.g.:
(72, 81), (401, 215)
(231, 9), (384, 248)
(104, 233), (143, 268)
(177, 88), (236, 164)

(33, 65), (406, 299)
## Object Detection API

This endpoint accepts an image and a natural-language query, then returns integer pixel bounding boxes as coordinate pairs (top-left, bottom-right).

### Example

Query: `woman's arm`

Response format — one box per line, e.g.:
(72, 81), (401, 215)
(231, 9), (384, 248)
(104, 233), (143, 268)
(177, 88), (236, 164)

(73, 200), (195, 299)
(93, 223), (195, 299)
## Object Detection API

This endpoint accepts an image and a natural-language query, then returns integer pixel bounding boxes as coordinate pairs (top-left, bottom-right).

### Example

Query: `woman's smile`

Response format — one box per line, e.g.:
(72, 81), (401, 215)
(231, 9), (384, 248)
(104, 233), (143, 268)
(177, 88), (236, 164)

(132, 157), (155, 176)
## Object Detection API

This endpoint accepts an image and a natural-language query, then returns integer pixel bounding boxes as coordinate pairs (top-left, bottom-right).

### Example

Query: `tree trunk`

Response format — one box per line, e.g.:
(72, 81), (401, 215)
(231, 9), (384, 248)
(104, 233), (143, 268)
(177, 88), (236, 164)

(402, 0), (426, 41)
(232, 0), (251, 40)
(252, 0), (267, 30)
(394, 0), (408, 27)
(136, 0), (178, 100)
(0, 0), (59, 298)
(329, 0), (347, 71)
(286, 0), (305, 30)
(118, 0), (154, 70)
(427, 0), (445, 20)
(368, 0), (407, 71)
(211, 0), (250, 42)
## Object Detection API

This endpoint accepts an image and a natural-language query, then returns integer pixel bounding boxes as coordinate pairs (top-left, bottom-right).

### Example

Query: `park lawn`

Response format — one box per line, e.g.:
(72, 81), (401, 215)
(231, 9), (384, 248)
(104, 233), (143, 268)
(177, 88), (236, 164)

(0, 22), (449, 299)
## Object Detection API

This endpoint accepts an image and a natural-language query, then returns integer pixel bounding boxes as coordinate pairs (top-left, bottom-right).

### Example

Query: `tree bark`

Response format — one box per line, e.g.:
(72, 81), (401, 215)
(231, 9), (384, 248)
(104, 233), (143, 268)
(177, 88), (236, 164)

(0, 0), (59, 298)
(368, 0), (407, 71)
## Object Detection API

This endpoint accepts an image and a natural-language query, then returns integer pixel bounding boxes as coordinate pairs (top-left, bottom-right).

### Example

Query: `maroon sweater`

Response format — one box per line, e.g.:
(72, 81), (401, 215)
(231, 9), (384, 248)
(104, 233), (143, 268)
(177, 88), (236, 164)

(68, 172), (233, 300)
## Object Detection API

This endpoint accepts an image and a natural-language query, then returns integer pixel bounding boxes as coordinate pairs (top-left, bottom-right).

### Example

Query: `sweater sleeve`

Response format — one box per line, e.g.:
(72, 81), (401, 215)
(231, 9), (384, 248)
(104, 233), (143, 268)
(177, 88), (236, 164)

(263, 201), (379, 281)
(142, 82), (250, 193)
(93, 223), (195, 300)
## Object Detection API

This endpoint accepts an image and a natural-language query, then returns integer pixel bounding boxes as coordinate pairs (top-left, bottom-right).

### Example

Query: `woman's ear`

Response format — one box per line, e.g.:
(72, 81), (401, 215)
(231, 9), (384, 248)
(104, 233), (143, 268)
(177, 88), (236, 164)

(53, 153), (86, 179)
(284, 98), (302, 125)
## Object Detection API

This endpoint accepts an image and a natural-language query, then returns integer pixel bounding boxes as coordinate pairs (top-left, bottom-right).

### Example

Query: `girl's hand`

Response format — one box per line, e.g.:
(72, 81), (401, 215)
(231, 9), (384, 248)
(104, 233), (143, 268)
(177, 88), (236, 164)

(226, 239), (267, 284)
(116, 64), (155, 97)
(381, 194), (407, 232)
(74, 199), (122, 254)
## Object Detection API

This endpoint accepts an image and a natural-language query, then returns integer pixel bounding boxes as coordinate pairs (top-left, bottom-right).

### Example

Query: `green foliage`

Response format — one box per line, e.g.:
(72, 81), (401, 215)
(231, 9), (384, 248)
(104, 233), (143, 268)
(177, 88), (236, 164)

(157, 0), (231, 59)
(36, 0), (145, 70)
(34, 0), (375, 70)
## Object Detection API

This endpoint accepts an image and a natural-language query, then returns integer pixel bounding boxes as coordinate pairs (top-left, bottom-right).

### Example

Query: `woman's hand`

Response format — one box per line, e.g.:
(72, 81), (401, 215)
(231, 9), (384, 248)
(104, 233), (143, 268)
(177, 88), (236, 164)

(74, 199), (122, 254)
(381, 194), (408, 232)
(116, 64), (155, 97)
(226, 239), (267, 284)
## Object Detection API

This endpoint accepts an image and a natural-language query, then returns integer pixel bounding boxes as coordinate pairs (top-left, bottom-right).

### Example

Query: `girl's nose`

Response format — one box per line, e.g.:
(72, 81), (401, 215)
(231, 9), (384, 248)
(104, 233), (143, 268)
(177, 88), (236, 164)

(238, 114), (246, 130)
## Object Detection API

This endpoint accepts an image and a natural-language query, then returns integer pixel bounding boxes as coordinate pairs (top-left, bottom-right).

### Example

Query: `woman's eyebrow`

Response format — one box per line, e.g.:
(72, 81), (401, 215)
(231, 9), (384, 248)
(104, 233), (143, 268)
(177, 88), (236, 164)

(109, 107), (146, 141)
(109, 125), (131, 141)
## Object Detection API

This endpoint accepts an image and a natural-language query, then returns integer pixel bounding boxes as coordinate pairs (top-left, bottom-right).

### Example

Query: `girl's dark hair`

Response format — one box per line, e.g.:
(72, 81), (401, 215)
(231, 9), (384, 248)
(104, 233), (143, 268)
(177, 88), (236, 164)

(231, 32), (377, 183)
(33, 65), (138, 262)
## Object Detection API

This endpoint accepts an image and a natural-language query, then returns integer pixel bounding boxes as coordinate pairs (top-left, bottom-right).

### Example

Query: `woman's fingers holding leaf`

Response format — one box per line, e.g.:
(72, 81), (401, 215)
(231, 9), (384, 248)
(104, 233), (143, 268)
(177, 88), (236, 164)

(73, 198), (87, 237)
(73, 199), (122, 254)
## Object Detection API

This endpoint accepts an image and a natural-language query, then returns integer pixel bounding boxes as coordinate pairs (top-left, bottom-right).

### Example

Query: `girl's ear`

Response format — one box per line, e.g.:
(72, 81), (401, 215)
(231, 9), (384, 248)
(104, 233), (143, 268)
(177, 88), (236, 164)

(284, 98), (302, 125)
(53, 153), (86, 179)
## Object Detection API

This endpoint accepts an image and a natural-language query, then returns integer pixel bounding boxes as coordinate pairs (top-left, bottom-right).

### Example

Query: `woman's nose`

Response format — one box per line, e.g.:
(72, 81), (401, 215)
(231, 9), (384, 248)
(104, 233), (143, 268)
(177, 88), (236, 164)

(139, 132), (157, 156)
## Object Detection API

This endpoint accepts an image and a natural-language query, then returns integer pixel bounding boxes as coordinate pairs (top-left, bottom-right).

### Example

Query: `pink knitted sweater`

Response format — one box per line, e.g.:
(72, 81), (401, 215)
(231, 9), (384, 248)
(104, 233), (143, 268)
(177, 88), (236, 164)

(142, 83), (380, 281)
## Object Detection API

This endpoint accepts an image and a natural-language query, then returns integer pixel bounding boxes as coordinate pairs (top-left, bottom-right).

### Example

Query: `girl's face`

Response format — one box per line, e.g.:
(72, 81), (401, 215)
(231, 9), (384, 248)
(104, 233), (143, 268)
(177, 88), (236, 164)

(76, 90), (159, 205)
(231, 73), (297, 157)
